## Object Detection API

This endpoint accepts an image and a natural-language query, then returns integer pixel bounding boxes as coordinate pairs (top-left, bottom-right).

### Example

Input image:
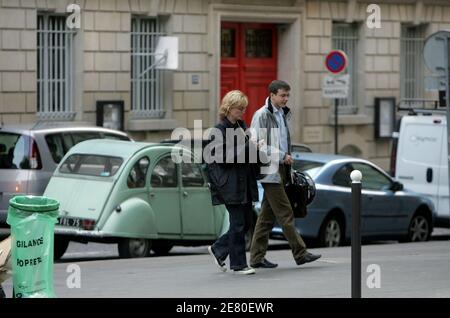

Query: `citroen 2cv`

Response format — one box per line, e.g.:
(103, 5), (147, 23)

(44, 139), (231, 259)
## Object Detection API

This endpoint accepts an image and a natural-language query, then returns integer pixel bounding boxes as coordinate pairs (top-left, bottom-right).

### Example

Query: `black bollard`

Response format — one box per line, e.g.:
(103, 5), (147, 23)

(351, 170), (362, 298)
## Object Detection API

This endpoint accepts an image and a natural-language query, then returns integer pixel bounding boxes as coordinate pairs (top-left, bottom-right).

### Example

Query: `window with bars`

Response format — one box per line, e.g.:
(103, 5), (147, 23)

(332, 23), (359, 114)
(37, 14), (76, 120)
(400, 25), (425, 104)
(131, 17), (165, 118)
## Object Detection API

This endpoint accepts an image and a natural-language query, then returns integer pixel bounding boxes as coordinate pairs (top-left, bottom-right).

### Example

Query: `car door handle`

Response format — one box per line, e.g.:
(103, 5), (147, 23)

(183, 191), (188, 197)
(149, 192), (155, 197)
(426, 168), (433, 183)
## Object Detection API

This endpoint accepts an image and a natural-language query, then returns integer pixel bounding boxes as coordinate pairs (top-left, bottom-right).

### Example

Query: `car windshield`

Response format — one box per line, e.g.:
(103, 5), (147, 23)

(292, 159), (324, 177)
(59, 154), (123, 177)
(0, 132), (42, 170)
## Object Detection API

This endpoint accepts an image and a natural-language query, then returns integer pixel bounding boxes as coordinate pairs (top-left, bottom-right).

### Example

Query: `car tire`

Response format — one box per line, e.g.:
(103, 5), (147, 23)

(151, 241), (173, 256)
(54, 237), (70, 260)
(406, 214), (431, 242)
(118, 238), (151, 258)
(319, 215), (343, 247)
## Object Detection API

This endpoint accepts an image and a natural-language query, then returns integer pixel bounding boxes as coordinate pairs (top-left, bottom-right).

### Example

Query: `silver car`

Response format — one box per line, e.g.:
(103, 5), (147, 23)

(0, 124), (132, 226)
(256, 152), (437, 247)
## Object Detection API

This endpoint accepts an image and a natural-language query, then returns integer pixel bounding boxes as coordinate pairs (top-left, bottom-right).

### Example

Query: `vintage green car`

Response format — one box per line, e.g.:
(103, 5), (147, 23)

(44, 139), (237, 259)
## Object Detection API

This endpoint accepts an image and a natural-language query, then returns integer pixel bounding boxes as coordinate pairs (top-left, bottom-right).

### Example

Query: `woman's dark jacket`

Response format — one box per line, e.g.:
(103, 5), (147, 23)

(207, 118), (259, 206)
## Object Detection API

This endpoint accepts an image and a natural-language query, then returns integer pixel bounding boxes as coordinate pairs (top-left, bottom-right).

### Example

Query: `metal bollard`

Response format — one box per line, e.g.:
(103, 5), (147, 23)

(350, 170), (362, 298)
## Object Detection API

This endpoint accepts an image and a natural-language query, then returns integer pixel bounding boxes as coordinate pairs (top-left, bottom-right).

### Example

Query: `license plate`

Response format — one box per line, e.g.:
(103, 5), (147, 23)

(57, 217), (81, 228)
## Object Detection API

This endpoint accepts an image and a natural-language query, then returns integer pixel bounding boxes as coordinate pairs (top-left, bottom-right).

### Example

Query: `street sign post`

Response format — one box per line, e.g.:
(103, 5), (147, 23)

(322, 74), (350, 99)
(323, 50), (348, 155)
(325, 50), (348, 74)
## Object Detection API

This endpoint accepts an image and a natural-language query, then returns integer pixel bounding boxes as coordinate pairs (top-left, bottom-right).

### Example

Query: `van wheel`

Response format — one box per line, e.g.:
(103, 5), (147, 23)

(406, 214), (430, 242)
(54, 237), (70, 260)
(151, 241), (173, 256)
(118, 238), (151, 258)
(319, 216), (343, 247)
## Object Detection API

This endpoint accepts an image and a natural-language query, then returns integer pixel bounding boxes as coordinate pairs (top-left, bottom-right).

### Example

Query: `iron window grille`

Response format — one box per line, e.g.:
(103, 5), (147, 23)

(131, 17), (166, 119)
(400, 25), (426, 107)
(37, 14), (76, 120)
(332, 23), (359, 115)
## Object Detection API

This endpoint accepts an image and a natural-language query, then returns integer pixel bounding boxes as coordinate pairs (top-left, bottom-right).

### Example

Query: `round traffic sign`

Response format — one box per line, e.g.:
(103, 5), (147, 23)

(423, 30), (450, 76)
(325, 50), (348, 74)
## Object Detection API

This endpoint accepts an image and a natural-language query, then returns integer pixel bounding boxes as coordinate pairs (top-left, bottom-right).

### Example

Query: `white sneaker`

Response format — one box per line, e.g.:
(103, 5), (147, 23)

(233, 267), (256, 275)
(208, 246), (226, 272)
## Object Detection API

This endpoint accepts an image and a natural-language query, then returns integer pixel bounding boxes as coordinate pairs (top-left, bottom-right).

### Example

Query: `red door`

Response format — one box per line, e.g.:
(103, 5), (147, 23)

(221, 22), (277, 125)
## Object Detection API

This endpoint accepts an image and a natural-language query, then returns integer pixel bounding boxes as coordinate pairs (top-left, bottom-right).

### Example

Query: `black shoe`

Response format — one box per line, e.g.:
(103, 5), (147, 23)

(250, 258), (278, 269)
(295, 252), (321, 265)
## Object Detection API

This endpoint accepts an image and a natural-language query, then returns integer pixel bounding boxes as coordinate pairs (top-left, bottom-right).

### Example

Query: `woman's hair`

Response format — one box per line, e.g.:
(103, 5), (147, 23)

(218, 90), (248, 120)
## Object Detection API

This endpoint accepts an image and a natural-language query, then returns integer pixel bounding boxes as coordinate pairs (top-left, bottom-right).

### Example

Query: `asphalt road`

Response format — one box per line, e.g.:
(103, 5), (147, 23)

(2, 229), (450, 298)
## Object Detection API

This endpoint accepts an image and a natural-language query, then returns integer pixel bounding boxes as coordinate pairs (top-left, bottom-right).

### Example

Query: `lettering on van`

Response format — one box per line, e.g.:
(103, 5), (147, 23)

(410, 136), (437, 145)
(16, 236), (44, 248)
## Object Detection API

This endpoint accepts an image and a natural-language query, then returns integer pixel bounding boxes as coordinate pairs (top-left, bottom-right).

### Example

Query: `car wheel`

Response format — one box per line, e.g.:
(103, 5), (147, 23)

(407, 214), (430, 242)
(151, 241), (173, 256)
(118, 238), (151, 258)
(319, 216), (343, 247)
(54, 237), (70, 260)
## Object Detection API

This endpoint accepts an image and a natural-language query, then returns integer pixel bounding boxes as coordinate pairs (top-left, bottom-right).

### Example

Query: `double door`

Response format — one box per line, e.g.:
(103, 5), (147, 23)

(221, 22), (277, 125)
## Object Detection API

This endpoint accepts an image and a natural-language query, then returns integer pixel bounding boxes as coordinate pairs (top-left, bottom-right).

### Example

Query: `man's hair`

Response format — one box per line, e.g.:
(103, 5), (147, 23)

(268, 80), (291, 95)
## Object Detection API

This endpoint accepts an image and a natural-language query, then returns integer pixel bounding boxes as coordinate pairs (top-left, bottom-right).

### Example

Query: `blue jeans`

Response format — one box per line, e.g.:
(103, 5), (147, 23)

(212, 202), (253, 270)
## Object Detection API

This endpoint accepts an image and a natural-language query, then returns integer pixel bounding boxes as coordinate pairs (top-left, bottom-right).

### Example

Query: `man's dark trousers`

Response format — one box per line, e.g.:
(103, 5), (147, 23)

(250, 165), (307, 264)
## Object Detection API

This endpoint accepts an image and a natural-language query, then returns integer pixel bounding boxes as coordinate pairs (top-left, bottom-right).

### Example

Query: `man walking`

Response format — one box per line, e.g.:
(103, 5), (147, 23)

(249, 80), (321, 268)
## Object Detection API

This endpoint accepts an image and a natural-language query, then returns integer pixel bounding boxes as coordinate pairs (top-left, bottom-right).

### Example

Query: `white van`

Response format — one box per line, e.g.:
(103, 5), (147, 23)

(394, 113), (450, 227)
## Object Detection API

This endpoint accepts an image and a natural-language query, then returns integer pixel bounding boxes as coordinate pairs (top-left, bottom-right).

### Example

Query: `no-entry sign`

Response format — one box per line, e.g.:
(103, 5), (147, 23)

(325, 50), (347, 74)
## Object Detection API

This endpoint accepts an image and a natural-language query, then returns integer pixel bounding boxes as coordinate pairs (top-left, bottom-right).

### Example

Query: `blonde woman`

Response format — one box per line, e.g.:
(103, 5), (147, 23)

(207, 90), (259, 275)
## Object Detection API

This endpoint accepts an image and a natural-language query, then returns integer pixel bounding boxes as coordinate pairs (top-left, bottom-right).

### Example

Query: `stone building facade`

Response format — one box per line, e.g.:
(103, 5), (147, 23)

(1, 0), (449, 171)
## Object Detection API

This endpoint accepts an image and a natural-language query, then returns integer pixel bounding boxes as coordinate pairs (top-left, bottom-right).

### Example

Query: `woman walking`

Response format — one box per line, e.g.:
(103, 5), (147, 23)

(206, 90), (260, 275)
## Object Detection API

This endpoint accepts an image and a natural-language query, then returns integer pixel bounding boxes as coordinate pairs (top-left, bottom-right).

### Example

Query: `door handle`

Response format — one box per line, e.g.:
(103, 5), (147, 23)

(426, 168), (433, 183)
(183, 191), (188, 197)
(150, 192), (155, 197)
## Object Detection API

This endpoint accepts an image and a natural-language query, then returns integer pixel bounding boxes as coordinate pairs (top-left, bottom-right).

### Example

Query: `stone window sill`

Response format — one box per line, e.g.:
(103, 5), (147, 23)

(328, 114), (372, 126)
(127, 118), (179, 131)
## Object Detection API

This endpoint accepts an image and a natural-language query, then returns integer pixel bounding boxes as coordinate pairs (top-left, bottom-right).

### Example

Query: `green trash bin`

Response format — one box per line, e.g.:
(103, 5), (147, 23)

(6, 195), (59, 298)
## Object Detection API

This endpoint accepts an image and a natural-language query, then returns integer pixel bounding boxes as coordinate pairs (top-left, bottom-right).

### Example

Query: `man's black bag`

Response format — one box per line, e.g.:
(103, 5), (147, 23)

(285, 169), (316, 218)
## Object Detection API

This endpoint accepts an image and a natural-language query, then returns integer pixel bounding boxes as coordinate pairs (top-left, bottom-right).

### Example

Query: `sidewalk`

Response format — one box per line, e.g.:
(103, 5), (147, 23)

(2, 240), (450, 298)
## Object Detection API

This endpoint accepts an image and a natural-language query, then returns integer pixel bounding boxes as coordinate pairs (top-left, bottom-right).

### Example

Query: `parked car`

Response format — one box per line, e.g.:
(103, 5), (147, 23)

(43, 139), (235, 259)
(0, 124), (132, 226)
(291, 143), (312, 153)
(256, 152), (437, 247)
(393, 112), (449, 227)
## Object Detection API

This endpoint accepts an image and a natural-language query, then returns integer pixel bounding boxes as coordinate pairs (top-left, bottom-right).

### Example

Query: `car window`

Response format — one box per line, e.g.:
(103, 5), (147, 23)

(292, 160), (324, 177)
(0, 132), (42, 170)
(45, 133), (71, 163)
(151, 156), (178, 188)
(59, 154), (122, 177)
(182, 162), (205, 187)
(352, 163), (392, 191)
(127, 157), (150, 188)
(332, 164), (353, 187)
(71, 132), (102, 145)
